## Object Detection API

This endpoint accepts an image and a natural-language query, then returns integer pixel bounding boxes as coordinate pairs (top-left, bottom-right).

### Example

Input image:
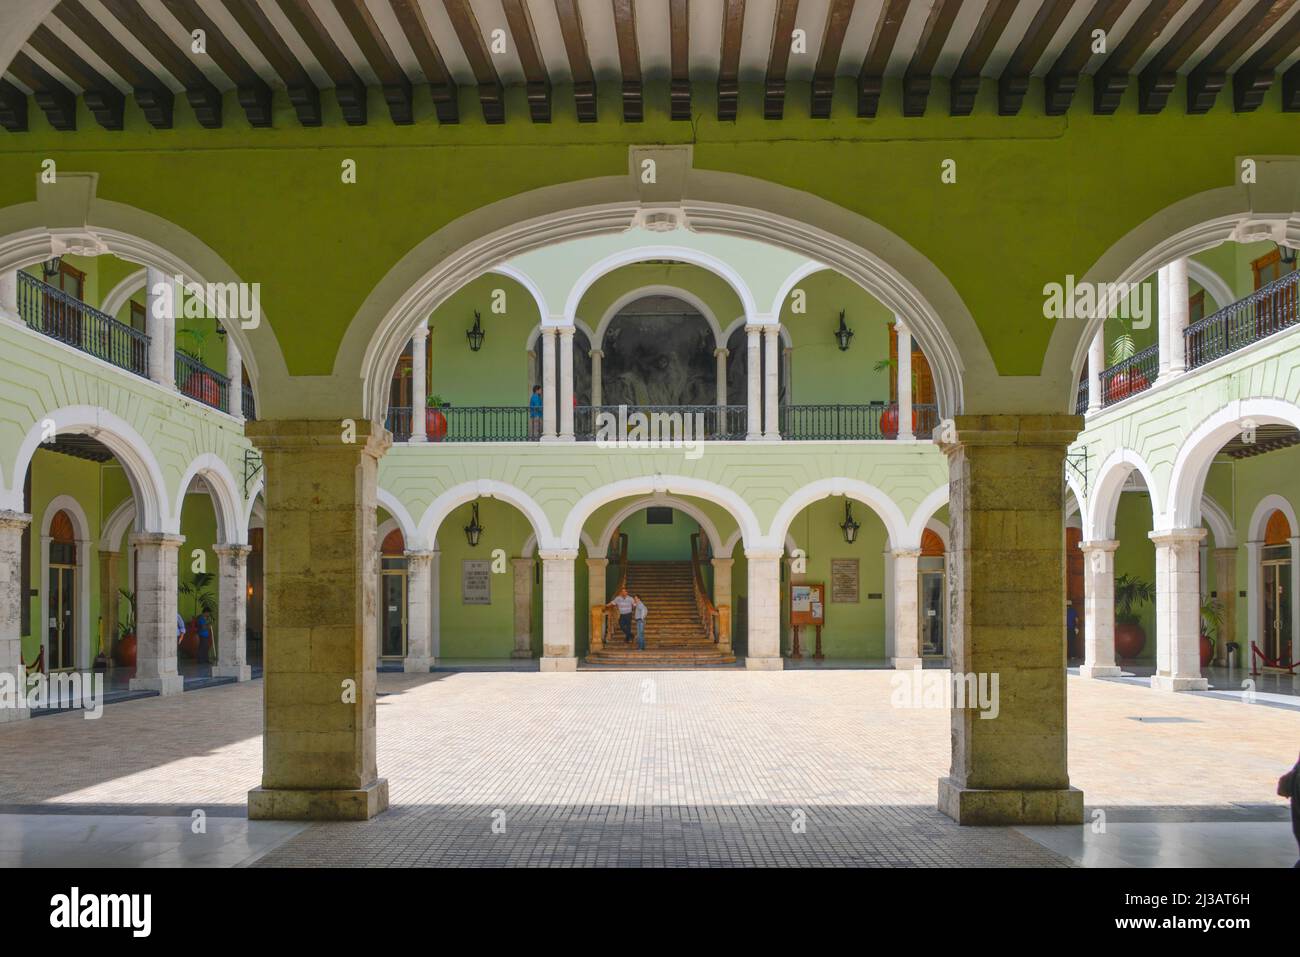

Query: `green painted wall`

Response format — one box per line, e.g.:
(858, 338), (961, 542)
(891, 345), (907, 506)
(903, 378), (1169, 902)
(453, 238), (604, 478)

(779, 269), (893, 404)
(1113, 491), (1157, 661)
(425, 274), (537, 407)
(619, 508), (701, 561)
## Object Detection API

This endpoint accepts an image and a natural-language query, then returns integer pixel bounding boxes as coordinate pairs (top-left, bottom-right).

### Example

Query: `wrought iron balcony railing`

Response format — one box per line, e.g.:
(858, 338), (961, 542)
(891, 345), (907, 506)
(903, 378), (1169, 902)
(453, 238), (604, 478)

(175, 351), (230, 411)
(1075, 378), (1089, 415)
(781, 402), (940, 440)
(386, 406), (412, 441)
(1098, 343), (1158, 408)
(241, 383), (256, 421)
(1184, 268), (1298, 370)
(17, 271), (150, 378)
(576, 404), (746, 441)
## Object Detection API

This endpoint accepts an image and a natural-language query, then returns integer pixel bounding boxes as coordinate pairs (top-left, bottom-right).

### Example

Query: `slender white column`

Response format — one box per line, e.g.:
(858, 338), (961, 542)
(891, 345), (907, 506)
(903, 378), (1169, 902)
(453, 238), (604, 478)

(1244, 540), (1261, 671)
(541, 328), (558, 441)
(539, 548), (577, 670)
(1149, 528), (1208, 691)
(714, 347), (728, 408)
(783, 346), (793, 404)
(402, 550), (434, 671)
(145, 267), (176, 388)
(558, 326), (575, 441)
(0, 270), (18, 322)
(895, 318), (914, 440)
(226, 335), (244, 419)
(409, 327), (428, 442)
(213, 544), (252, 680)
(1167, 257), (1189, 376)
(1157, 264), (1171, 378)
(762, 325), (780, 440)
(891, 547), (922, 668)
(745, 550), (783, 670)
(1087, 330), (1104, 413)
(745, 324), (761, 440)
(129, 532), (186, 695)
(589, 349), (603, 408)
(711, 557), (733, 652)
(0, 511), (31, 722)
(513, 557), (536, 659)
(1078, 539), (1121, 678)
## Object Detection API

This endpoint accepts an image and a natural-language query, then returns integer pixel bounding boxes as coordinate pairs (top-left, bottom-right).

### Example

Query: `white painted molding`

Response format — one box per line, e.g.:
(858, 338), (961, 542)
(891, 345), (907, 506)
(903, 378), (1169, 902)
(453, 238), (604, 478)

(594, 494), (726, 556)
(1088, 446), (1162, 541)
(591, 285), (725, 350)
(173, 452), (245, 545)
(99, 267), (147, 320)
(1185, 259), (1235, 313)
(1247, 493), (1298, 543)
(767, 477), (911, 552)
(416, 478), (557, 552)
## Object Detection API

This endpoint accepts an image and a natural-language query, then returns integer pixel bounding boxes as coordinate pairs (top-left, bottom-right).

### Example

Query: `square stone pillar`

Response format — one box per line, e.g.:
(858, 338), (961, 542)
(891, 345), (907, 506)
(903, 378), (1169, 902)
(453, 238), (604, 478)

(938, 414), (1084, 825)
(409, 327), (428, 442)
(403, 550), (434, 671)
(1166, 257), (1189, 376)
(514, 557), (537, 658)
(1157, 264), (1171, 378)
(1149, 527), (1208, 692)
(745, 550), (783, 670)
(213, 544), (252, 681)
(891, 547), (922, 668)
(0, 511), (31, 723)
(745, 325), (762, 440)
(129, 532), (186, 695)
(762, 325), (780, 440)
(711, 557), (733, 652)
(584, 556), (606, 654)
(245, 419), (391, 821)
(714, 348), (728, 409)
(1212, 547), (1236, 666)
(1079, 539), (1121, 678)
(539, 548), (577, 671)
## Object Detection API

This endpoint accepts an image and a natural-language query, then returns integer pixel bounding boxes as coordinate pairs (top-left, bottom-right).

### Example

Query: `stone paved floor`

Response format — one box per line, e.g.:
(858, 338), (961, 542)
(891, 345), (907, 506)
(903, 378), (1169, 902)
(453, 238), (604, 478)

(1, 670), (1296, 866)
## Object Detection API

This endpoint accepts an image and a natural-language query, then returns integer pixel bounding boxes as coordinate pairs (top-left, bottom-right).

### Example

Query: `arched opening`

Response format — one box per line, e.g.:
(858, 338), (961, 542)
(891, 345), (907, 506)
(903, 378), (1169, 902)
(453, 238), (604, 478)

(918, 526), (947, 660)
(1259, 510), (1294, 672)
(378, 525), (408, 667)
(600, 295), (713, 408)
(45, 509), (80, 673)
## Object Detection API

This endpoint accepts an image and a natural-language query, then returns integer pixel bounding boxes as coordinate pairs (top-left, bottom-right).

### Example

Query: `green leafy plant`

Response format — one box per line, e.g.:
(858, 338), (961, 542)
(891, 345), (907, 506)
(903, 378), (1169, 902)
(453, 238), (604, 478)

(117, 587), (136, 639)
(175, 323), (215, 364)
(1199, 595), (1224, 657)
(871, 357), (920, 393)
(1114, 573), (1155, 625)
(427, 393), (447, 408)
(178, 571), (217, 620)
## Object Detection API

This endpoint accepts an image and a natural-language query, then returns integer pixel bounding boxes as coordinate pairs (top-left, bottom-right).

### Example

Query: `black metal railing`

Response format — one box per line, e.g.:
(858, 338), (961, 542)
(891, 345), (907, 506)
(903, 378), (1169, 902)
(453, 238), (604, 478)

(241, 384), (256, 421)
(1184, 268), (1299, 371)
(781, 402), (941, 440)
(17, 271), (150, 378)
(1098, 343), (1158, 408)
(914, 403), (940, 438)
(386, 406), (412, 441)
(1075, 378), (1089, 415)
(175, 352), (230, 411)
(440, 406), (532, 442)
(576, 405), (746, 441)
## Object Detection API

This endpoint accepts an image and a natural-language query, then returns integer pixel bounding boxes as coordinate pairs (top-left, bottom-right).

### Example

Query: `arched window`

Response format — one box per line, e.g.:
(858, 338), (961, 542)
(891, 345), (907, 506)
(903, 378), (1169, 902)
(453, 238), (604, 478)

(47, 510), (78, 671)
(1261, 510), (1293, 668)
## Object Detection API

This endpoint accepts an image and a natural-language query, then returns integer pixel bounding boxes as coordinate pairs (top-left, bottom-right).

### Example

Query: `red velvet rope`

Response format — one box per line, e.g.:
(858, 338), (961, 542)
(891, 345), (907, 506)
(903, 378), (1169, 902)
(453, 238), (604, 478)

(1251, 641), (1298, 674)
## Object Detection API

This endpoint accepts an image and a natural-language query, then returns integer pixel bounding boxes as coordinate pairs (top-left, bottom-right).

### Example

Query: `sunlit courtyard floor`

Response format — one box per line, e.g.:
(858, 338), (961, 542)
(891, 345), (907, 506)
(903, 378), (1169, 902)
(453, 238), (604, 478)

(1, 669), (1295, 867)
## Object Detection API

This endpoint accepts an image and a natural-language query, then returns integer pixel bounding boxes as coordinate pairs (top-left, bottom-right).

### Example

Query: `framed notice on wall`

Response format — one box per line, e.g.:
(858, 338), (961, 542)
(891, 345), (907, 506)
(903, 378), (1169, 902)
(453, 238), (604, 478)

(461, 560), (491, 605)
(830, 558), (860, 603)
(790, 583), (825, 626)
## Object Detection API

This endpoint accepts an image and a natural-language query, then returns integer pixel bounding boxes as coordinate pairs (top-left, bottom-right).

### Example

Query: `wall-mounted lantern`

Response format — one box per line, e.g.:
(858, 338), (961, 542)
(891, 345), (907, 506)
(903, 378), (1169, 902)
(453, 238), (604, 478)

(839, 498), (860, 544)
(464, 502), (484, 547)
(42, 257), (62, 280)
(834, 310), (854, 352)
(466, 310), (485, 352)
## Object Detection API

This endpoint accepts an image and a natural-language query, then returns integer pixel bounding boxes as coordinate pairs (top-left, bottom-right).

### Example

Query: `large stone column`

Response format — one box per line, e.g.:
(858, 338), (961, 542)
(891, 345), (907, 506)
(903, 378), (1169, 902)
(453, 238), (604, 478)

(246, 419), (390, 821)
(129, 532), (186, 695)
(1087, 331), (1103, 414)
(711, 557), (733, 653)
(590, 349), (603, 408)
(145, 267), (176, 389)
(559, 326), (575, 440)
(213, 544), (252, 681)
(1078, 539), (1121, 678)
(938, 415), (1084, 825)
(1149, 527), (1208, 691)
(895, 318), (914, 441)
(409, 327), (428, 442)
(891, 547), (922, 669)
(1212, 547), (1236, 667)
(540, 328), (558, 441)
(745, 324), (761, 440)
(1166, 257), (1189, 376)
(513, 557), (536, 658)
(539, 548), (576, 671)
(403, 550), (434, 671)
(762, 325), (780, 440)
(745, 549), (782, 670)
(0, 511), (31, 723)
(226, 336), (244, 420)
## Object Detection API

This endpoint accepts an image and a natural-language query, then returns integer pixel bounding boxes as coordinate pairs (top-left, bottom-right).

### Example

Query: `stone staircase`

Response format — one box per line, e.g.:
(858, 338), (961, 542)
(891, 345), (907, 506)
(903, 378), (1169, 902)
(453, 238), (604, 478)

(586, 560), (736, 667)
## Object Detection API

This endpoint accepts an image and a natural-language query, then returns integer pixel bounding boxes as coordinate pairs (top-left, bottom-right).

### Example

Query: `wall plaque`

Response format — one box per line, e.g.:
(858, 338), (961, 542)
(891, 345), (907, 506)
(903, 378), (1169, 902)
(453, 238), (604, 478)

(462, 560), (492, 605)
(830, 558), (859, 603)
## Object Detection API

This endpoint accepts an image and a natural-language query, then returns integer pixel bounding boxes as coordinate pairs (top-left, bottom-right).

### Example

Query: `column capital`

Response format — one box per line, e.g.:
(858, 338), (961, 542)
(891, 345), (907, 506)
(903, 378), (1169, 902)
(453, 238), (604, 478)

(1148, 527), (1207, 547)
(512, 556), (534, 569)
(130, 532), (185, 549)
(744, 548), (783, 560)
(1079, 539), (1120, 553)
(891, 547), (922, 559)
(714, 347), (728, 358)
(557, 324), (575, 338)
(0, 510), (31, 531)
(403, 549), (434, 566)
(585, 556), (609, 568)
(893, 314), (908, 333)
(214, 543), (253, 559)
(1288, 536), (1300, 548)
(247, 418), (392, 458)
(744, 323), (765, 336)
(942, 414), (1083, 452)
(589, 348), (604, 359)
(537, 547), (579, 561)
(710, 557), (734, 569)
(1212, 546), (1238, 558)
(410, 324), (429, 342)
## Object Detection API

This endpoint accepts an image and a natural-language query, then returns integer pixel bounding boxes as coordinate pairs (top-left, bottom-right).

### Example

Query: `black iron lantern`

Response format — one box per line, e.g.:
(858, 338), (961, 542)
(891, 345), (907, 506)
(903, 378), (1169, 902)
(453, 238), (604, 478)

(466, 310), (485, 351)
(839, 498), (860, 544)
(1281, 244), (1298, 267)
(42, 256), (62, 280)
(464, 502), (483, 547)
(834, 310), (854, 351)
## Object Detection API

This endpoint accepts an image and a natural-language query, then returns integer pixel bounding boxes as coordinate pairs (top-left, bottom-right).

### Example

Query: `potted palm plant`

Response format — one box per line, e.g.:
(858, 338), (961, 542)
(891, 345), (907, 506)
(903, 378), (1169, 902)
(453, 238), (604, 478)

(1103, 324), (1150, 403)
(1200, 595), (1224, 668)
(113, 588), (137, 668)
(176, 324), (221, 406)
(426, 393), (449, 442)
(1114, 573), (1154, 659)
(872, 356), (919, 439)
(178, 571), (217, 659)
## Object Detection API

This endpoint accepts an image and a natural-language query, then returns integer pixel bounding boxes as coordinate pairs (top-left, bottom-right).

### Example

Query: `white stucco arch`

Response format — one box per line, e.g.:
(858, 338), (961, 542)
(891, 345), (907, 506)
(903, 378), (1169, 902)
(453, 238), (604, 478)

(376, 516), (403, 553)
(720, 315), (793, 348)
(243, 479), (264, 531)
(1066, 473), (1087, 533)
(1166, 398), (1300, 530)
(1247, 493), (1298, 543)
(39, 493), (92, 671)
(769, 261), (830, 317)
(174, 452), (245, 545)
(521, 530), (597, 558)
(594, 495), (726, 556)
(767, 478), (912, 552)
(1185, 260), (1235, 314)
(489, 264), (552, 321)
(1087, 447), (1161, 541)
(99, 267), (147, 319)
(1200, 492), (1236, 549)
(100, 498), (137, 552)
(524, 319), (596, 352)
(591, 285), (725, 349)
(377, 487), (418, 546)
(416, 479), (556, 551)
(925, 517), (951, 551)
(904, 484), (950, 549)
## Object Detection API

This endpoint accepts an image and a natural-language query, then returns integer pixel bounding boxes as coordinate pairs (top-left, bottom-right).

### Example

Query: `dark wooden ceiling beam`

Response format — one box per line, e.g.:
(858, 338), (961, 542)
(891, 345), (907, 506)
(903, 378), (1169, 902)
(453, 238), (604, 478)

(903, 0), (961, 117)
(553, 0), (596, 121)
(950, 0), (1020, 115)
(388, 0), (458, 123)
(719, 0), (745, 120)
(811, 0), (854, 118)
(0, 78), (28, 131)
(331, 0), (413, 124)
(998, 0), (1076, 115)
(26, 24), (125, 129)
(501, 0), (551, 122)
(6, 54), (73, 129)
(858, 0), (907, 117)
(221, 0), (321, 125)
(669, 0), (690, 119)
(1188, 0), (1298, 112)
(1093, 0), (1187, 114)
(54, 0), (173, 128)
(1044, 0), (1128, 115)
(99, 0), (222, 127)
(1284, 52), (1300, 110)
(764, 0), (800, 119)
(277, 0), (367, 124)
(1233, 7), (1300, 110)
(612, 0), (643, 122)
(162, 0), (272, 126)
(443, 0), (505, 123)
(1138, 0), (1242, 113)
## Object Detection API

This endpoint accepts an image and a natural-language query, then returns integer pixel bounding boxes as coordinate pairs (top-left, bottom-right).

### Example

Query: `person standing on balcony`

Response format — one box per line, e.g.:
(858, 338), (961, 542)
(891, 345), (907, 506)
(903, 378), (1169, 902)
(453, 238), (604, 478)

(607, 588), (635, 643)
(529, 385), (543, 440)
(633, 594), (648, 651)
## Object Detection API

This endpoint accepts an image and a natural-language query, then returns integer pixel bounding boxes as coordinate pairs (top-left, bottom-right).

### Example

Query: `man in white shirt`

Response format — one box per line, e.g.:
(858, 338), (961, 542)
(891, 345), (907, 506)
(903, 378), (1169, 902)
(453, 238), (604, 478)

(607, 587), (635, 643)
(633, 594), (648, 651)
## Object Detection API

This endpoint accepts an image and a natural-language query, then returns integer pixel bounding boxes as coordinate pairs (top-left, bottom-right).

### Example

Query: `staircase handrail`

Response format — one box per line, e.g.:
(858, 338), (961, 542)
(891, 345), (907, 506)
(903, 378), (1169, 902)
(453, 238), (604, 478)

(690, 533), (720, 644)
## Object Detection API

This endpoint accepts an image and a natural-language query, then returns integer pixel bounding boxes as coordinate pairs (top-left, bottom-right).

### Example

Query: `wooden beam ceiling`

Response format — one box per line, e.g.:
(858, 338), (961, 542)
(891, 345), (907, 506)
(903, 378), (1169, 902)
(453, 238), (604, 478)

(332, 0), (414, 124)
(611, 0), (642, 122)
(1093, 0), (1188, 114)
(443, 0), (505, 124)
(764, 0), (800, 119)
(54, 0), (173, 128)
(951, 0), (1021, 115)
(502, 0), (551, 122)
(1044, 0), (1129, 115)
(26, 24), (124, 129)
(669, 0), (691, 119)
(0, 78), (28, 132)
(903, 0), (961, 117)
(221, 0), (321, 126)
(1233, 6), (1300, 111)
(6, 51), (76, 130)
(718, 0), (745, 121)
(388, 0), (458, 123)
(1187, 0), (1298, 113)
(276, 0), (366, 125)
(1138, 0), (1242, 114)
(162, 0), (273, 126)
(811, 0), (855, 118)
(554, 0), (596, 121)
(858, 0), (908, 117)
(998, 0), (1076, 115)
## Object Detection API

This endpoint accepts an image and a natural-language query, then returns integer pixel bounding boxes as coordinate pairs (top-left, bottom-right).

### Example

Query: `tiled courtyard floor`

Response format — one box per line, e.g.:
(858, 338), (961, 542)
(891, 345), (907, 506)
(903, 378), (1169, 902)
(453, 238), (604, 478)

(1, 670), (1295, 866)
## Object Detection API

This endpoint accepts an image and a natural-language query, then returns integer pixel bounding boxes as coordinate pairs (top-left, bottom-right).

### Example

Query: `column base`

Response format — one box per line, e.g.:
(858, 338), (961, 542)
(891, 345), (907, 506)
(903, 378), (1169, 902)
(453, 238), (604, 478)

(745, 656), (784, 671)
(890, 656), (922, 670)
(938, 777), (1084, 825)
(539, 656), (577, 672)
(130, 675), (186, 695)
(213, 664), (252, 681)
(0, 706), (30, 723)
(402, 657), (434, 673)
(510, 649), (535, 659)
(1150, 674), (1209, 692)
(248, 779), (389, 821)
(1077, 664), (1121, 678)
